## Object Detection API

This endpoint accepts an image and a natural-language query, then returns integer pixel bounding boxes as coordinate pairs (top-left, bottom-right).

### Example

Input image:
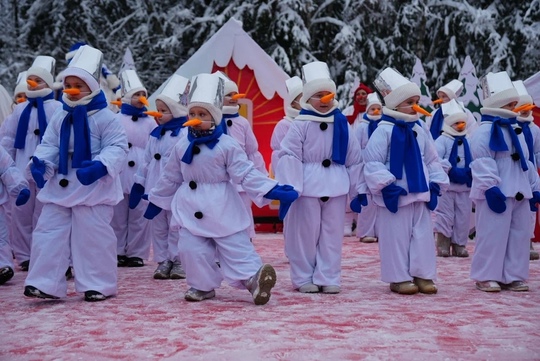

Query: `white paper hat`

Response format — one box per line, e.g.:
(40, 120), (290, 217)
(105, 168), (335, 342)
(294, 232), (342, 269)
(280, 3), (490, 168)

(156, 74), (190, 118)
(284, 76), (303, 118)
(512, 80), (533, 107)
(213, 71), (238, 95)
(120, 69), (147, 101)
(188, 73), (224, 125)
(441, 99), (467, 135)
(373, 67), (421, 109)
(62, 45), (103, 92)
(14, 71), (28, 96)
(27, 56), (56, 88)
(481, 71), (519, 109)
(300, 61), (336, 106)
(366, 92), (382, 110)
(437, 79), (464, 100)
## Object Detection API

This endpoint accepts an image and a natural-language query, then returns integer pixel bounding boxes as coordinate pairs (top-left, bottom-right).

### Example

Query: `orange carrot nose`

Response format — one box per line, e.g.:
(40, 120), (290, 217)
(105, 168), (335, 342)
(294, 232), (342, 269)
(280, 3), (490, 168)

(412, 104), (432, 117)
(183, 118), (203, 127)
(231, 93), (246, 100)
(139, 96), (149, 106)
(16, 97), (26, 103)
(455, 122), (466, 131)
(372, 109), (381, 115)
(144, 111), (163, 118)
(514, 103), (535, 113)
(26, 79), (38, 88)
(110, 100), (122, 106)
(63, 88), (81, 95)
(320, 93), (335, 104)
(432, 98), (443, 104)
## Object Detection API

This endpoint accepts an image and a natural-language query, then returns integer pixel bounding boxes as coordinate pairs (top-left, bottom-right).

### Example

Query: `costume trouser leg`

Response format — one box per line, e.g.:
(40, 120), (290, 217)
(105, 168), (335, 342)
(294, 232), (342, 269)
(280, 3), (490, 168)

(471, 199), (530, 283)
(112, 194), (150, 259)
(356, 193), (377, 238)
(0, 209), (14, 269)
(452, 191), (472, 246)
(150, 209), (170, 262)
(239, 191), (256, 238)
(376, 202), (437, 283)
(284, 196), (345, 288)
(10, 182), (41, 264)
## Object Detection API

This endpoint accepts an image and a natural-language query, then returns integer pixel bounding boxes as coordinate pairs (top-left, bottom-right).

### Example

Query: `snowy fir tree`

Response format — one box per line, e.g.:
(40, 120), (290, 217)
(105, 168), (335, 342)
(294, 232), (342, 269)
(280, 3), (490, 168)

(0, 0), (538, 99)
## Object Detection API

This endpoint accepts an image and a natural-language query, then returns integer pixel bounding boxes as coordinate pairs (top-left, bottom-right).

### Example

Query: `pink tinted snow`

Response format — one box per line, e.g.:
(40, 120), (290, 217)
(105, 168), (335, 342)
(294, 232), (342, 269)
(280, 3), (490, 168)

(1, 233), (539, 360)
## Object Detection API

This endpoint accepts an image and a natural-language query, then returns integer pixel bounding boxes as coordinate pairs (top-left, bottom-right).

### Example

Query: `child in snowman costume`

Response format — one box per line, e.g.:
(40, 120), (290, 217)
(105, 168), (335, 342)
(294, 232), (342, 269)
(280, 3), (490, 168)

(364, 67), (449, 295)
(470, 72), (540, 292)
(0, 56), (62, 272)
(24, 45), (128, 302)
(145, 73), (298, 304)
(130, 74), (190, 279)
(353, 92), (383, 244)
(433, 99), (473, 257)
(276, 61), (362, 294)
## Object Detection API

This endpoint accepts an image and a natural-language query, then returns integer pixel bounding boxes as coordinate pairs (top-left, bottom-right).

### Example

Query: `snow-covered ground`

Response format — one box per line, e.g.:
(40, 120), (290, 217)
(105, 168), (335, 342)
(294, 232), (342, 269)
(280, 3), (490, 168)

(2, 234), (539, 360)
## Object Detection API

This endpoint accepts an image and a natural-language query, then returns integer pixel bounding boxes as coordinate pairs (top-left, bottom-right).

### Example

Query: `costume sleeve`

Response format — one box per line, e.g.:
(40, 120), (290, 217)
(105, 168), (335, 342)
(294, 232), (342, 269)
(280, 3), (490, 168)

(434, 137), (451, 173)
(362, 126), (396, 194)
(147, 141), (184, 211)
(276, 122), (305, 194)
(423, 132), (449, 193)
(470, 129), (501, 192)
(94, 116), (129, 178)
(0, 110), (18, 160)
(244, 125), (268, 176)
(133, 139), (152, 187)
(0, 146), (28, 196)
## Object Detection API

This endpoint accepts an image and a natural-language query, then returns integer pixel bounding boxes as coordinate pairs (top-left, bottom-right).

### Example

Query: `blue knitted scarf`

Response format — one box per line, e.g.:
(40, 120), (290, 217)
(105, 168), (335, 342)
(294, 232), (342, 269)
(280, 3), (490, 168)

(121, 103), (148, 119)
(429, 107), (444, 140)
(481, 114), (528, 171)
(299, 108), (349, 165)
(59, 91), (108, 175)
(362, 113), (380, 138)
(220, 113), (238, 135)
(381, 114), (428, 193)
(150, 117), (187, 139)
(517, 120), (535, 165)
(14, 92), (54, 149)
(181, 126), (224, 164)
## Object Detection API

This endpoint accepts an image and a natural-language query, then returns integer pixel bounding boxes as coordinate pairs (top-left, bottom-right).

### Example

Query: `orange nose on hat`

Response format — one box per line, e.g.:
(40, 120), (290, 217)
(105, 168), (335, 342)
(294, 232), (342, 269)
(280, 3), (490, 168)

(432, 98), (444, 104)
(144, 111), (163, 118)
(26, 79), (39, 88)
(412, 104), (432, 117)
(514, 103), (535, 113)
(63, 88), (81, 95)
(16, 97), (27, 104)
(231, 93), (246, 100)
(183, 118), (203, 127)
(110, 100), (122, 106)
(138, 96), (149, 106)
(320, 93), (335, 104)
(455, 122), (466, 132)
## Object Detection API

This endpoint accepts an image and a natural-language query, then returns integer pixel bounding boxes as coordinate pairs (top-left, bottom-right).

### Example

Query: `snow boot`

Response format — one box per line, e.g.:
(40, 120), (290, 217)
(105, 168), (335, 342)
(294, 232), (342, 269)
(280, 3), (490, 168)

(436, 233), (451, 257)
(451, 243), (469, 257)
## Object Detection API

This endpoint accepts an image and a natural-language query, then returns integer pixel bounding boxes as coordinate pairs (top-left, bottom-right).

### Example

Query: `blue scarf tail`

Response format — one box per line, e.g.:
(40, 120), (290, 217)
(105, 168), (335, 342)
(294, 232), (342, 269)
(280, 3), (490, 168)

(299, 108), (349, 165)
(363, 113), (380, 138)
(150, 117), (187, 139)
(59, 91), (108, 175)
(121, 103), (148, 118)
(382, 114), (428, 193)
(181, 126), (224, 164)
(14, 92), (54, 149)
(518, 121), (535, 165)
(429, 108), (444, 140)
(482, 114), (528, 171)
(449, 136), (472, 169)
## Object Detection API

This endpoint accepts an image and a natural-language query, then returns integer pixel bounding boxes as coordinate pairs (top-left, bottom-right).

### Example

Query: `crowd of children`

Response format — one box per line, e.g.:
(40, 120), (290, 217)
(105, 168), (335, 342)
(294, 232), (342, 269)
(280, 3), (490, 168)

(0, 41), (538, 304)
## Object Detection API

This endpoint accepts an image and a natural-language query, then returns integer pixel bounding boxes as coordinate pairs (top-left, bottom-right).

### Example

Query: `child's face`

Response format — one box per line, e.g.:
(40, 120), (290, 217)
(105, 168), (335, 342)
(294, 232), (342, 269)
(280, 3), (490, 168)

(291, 94), (302, 110)
(15, 93), (27, 103)
(501, 101), (517, 111)
(354, 89), (368, 105)
(155, 100), (173, 125)
(308, 91), (333, 113)
(130, 91), (147, 108)
(396, 96), (420, 115)
(451, 121), (466, 132)
(27, 75), (48, 91)
(367, 104), (382, 115)
(188, 106), (214, 130)
(223, 92), (238, 106)
(64, 76), (92, 101)
(436, 91), (451, 103)
(520, 110), (532, 118)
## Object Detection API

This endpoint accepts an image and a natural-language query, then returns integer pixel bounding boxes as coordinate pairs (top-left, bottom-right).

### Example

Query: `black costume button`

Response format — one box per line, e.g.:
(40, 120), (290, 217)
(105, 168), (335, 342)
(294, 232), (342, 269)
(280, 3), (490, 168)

(34, 129), (40, 135)
(128, 142), (132, 148)
(131, 116), (138, 121)
(413, 131), (418, 138)
(154, 153), (161, 160)
(515, 127), (523, 135)
(456, 156), (461, 163)
(322, 159), (331, 167)
(515, 192), (524, 201)
(193, 146), (200, 155)
(161, 129), (167, 136)
(194, 211), (203, 219)
(457, 139), (463, 145)
(128, 160), (135, 167)
(189, 181), (197, 190)
(511, 153), (520, 161)
(320, 122), (328, 131)
(59, 179), (69, 187)
(227, 119), (233, 127)
(320, 196), (329, 202)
